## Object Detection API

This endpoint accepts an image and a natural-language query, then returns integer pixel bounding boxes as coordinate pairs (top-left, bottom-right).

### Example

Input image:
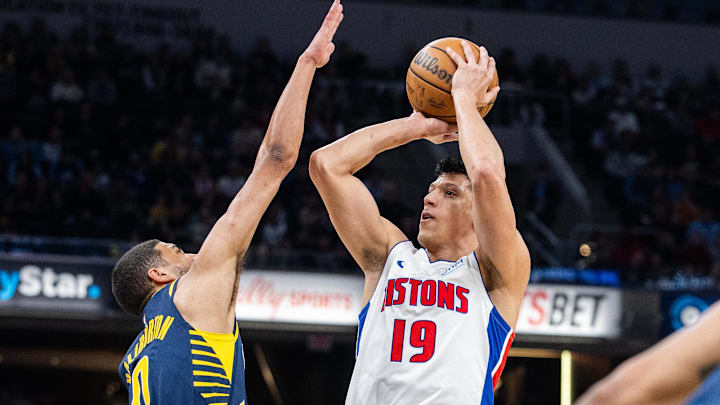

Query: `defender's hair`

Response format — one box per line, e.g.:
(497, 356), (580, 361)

(435, 157), (467, 177)
(111, 239), (164, 316)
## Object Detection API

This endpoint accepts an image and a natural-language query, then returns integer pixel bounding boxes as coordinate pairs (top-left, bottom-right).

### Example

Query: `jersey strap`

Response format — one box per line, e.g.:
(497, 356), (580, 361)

(168, 279), (178, 297)
(356, 302), (370, 357)
(482, 307), (514, 404)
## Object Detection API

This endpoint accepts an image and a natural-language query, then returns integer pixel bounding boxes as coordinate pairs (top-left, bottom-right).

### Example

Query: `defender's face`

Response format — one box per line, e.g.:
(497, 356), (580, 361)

(155, 242), (196, 277)
(418, 173), (475, 248)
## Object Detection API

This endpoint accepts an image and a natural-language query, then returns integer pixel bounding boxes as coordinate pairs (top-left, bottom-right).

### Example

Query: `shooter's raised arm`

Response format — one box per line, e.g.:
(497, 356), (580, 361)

(309, 113), (456, 304)
(446, 41), (530, 328)
(174, 0), (344, 332)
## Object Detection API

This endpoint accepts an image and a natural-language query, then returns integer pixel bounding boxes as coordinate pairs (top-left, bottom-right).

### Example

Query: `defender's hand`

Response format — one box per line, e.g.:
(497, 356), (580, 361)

(446, 41), (500, 107)
(409, 111), (459, 144)
(300, 0), (344, 68)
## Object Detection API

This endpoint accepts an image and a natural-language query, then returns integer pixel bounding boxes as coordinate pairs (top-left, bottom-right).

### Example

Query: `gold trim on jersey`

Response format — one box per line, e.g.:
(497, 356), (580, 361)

(189, 325), (239, 404)
(194, 370), (230, 380)
(192, 359), (225, 369)
(201, 393), (230, 398)
(168, 279), (177, 296)
(190, 339), (213, 347)
(192, 349), (220, 358)
(193, 382), (231, 388)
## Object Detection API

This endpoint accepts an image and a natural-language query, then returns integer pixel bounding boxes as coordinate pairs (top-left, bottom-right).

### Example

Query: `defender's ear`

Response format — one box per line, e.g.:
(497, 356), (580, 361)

(148, 267), (175, 284)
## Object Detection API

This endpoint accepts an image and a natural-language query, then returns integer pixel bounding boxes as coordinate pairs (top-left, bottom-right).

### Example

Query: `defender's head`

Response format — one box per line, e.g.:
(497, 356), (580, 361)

(111, 239), (195, 316)
(418, 158), (477, 253)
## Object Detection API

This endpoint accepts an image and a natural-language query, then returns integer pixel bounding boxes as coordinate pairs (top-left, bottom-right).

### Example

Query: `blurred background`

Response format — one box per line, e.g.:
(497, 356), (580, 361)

(0, 0), (719, 403)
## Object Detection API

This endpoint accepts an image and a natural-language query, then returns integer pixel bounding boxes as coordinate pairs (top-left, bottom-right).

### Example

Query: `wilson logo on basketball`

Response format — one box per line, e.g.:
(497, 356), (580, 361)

(413, 51), (453, 84)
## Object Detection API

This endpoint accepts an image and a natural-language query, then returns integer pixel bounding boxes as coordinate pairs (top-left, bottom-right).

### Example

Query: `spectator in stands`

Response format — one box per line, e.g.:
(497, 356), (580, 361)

(87, 69), (117, 105)
(50, 69), (83, 103)
(696, 101), (720, 142)
(526, 163), (562, 227)
(608, 97), (640, 136)
(672, 191), (701, 227)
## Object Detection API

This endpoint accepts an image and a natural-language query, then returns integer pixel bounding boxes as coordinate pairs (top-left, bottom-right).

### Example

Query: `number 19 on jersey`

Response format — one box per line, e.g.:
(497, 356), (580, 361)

(390, 319), (437, 363)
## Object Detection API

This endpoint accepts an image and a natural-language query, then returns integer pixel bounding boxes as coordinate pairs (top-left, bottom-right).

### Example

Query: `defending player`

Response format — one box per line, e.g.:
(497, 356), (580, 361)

(111, 2), (343, 403)
(309, 41), (530, 404)
(575, 299), (720, 405)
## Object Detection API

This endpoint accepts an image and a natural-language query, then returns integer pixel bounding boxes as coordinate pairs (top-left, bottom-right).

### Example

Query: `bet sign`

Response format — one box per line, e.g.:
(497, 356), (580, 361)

(516, 284), (622, 338)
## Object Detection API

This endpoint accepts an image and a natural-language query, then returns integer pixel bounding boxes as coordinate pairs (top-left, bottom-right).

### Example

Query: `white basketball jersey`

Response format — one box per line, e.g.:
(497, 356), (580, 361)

(346, 241), (514, 405)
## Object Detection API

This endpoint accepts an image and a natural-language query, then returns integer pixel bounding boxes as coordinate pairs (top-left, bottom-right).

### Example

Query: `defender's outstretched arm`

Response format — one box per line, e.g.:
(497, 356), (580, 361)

(174, 0), (344, 333)
(576, 300), (720, 405)
(447, 42), (530, 327)
(310, 114), (455, 304)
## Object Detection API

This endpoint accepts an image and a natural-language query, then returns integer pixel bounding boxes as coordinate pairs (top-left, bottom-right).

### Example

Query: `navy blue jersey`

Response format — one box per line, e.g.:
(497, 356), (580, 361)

(118, 280), (247, 405)
(685, 366), (720, 405)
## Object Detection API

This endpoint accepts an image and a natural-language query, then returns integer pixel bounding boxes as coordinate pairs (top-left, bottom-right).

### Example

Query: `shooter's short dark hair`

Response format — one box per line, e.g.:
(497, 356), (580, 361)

(111, 239), (164, 316)
(435, 157), (468, 177)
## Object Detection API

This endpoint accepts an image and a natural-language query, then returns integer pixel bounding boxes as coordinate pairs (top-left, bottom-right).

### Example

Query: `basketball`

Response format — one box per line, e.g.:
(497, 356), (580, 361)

(406, 37), (499, 123)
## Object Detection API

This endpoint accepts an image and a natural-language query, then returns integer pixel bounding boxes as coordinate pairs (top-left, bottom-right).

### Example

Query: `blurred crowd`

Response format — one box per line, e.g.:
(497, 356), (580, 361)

(496, 48), (720, 283)
(0, 19), (416, 271)
(1, 18), (719, 283)
(572, 61), (720, 283)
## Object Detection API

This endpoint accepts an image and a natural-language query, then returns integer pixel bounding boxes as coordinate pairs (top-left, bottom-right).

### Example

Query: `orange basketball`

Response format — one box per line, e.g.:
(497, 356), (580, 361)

(406, 37), (499, 123)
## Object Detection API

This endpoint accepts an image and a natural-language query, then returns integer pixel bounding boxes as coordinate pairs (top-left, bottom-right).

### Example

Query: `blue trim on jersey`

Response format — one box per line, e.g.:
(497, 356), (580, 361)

(356, 302), (370, 357)
(420, 248), (456, 264)
(686, 365), (720, 405)
(482, 307), (512, 404)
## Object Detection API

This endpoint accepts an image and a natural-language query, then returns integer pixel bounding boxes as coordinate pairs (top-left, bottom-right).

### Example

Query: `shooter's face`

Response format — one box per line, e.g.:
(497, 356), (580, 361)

(417, 173), (475, 248)
(155, 242), (196, 278)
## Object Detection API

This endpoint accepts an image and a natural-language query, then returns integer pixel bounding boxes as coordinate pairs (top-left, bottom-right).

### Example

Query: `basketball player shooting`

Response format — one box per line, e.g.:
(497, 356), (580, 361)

(110, 1), (343, 403)
(576, 299), (720, 405)
(309, 41), (530, 404)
